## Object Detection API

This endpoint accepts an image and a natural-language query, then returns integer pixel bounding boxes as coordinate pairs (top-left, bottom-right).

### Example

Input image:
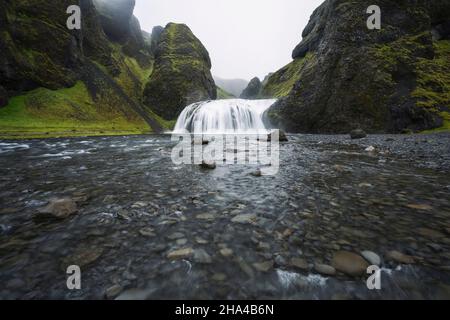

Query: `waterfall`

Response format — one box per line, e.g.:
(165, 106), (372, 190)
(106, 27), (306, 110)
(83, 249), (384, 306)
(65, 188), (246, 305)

(173, 99), (276, 134)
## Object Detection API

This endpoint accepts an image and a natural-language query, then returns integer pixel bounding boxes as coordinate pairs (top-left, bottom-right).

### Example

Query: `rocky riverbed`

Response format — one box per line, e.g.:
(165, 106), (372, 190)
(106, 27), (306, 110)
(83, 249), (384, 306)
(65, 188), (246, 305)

(0, 133), (449, 299)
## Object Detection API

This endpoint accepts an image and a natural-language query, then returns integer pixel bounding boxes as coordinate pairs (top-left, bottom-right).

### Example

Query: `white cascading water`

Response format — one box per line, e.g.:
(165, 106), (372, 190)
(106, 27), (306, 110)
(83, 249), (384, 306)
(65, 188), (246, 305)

(173, 99), (276, 134)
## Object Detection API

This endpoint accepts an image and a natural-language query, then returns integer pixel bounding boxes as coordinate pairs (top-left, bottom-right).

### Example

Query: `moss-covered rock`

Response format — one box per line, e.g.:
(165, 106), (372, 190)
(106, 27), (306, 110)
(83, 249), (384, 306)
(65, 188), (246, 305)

(267, 0), (450, 133)
(0, 0), (182, 136)
(240, 77), (262, 99)
(143, 23), (216, 120)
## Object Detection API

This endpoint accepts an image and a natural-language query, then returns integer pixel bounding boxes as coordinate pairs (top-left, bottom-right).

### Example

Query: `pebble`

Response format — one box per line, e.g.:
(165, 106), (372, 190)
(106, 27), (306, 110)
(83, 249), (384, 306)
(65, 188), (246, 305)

(231, 214), (257, 224)
(314, 263), (336, 276)
(37, 198), (78, 219)
(167, 248), (194, 260)
(387, 250), (415, 264)
(105, 284), (123, 299)
(253, 261), (273, 272)
(361, 251), (381, 266)
(332, 251), (369, 276)
(290, 258), (309, 270)
(194, 249), (212, 264)
(220, 248), (233, 257)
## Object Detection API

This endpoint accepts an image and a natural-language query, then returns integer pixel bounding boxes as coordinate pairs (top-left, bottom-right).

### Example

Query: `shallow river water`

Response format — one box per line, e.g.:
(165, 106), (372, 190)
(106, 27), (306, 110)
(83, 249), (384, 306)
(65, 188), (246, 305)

(0, 133), (449, 299)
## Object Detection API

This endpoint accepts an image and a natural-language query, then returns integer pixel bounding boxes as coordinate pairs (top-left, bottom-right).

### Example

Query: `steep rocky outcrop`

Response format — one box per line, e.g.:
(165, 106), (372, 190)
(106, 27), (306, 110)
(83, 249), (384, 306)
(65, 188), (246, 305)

(266, 0), (450, 133)
(240, 77), (262, 99)
(143, 23), (216, 120)
(0, 0), (216, 137)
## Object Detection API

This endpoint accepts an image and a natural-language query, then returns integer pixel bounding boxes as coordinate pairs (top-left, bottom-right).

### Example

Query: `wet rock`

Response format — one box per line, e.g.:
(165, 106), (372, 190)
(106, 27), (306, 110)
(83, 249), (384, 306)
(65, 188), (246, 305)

(253, 261), (273, 272)
(251, 169), (262, 177)
(105, 284), (123, 299)
(220, 248), (233, 257)
(167, 248), (194, 260)
(132, 201), (148, 209)
(365, 146), (375, 153)
(417, 228), (445, 239)
(231, 214), (257, 224)
(62, 247), (104, 268)
(194, 249), (212, 264)
(290, 258), (309, 271)
(176, 238), (188, 246)
(332, 251), (369, 276)
(115, 289), (153, 300)
(387, 250), (415, 264)
(200, 161), (216, 170)
(167, 232), (185, 240)
(117, 209), (131, 221)
(212, 273), (227, 282)
(139, 227), (155, 237)
(314, 263), (336, 276)
(196, 213), (216, 220)
(361, 251), (381, 266)
(37, 198), (78, 219)
(406, 204), (433, 211)
(350, 129), (367, 139)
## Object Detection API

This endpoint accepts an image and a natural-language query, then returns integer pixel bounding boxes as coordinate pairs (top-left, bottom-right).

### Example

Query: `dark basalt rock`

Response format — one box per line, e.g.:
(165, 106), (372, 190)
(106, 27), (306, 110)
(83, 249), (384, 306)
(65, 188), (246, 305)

(143, 23), (217, 120)
(0, 86), (8, 107)
(268, 0), (450, 133)
(350, 129), (367, 140)
(240, 77), (262, 99)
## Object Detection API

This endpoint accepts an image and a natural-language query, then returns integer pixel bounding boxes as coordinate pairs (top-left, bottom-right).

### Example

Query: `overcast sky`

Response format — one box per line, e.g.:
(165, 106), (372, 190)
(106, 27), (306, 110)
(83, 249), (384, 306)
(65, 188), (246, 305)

(134, 0), (324, 81)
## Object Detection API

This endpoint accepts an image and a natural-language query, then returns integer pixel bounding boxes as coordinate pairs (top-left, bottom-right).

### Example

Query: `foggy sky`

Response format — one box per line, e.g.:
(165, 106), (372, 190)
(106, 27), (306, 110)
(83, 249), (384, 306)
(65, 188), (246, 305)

(134, 0), (324, 81)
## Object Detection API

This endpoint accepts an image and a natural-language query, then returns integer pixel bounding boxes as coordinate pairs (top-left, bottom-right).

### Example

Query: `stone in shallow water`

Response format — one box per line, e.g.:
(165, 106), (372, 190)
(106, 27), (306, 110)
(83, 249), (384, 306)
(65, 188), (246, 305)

(387, 250), (415, 264)
(105, 284), (123, 299)
(253, 261), (273, 272)
(361, 251), (381, 266)
(200, 161), (216, 170)
(139, 228), (155, 237)
(332, 251), (369, 276)
(167, 248), (193, 260)
(417, 228), (445, 239)
(196, 213), (216, 220)
(220, 248), (233, 257)
(194, 249), (212, 264)
(350, 129), (367, 139)
(290, 258), (309, 271)
(231, 214), (257, 224)
(314, 263), (336, 276)
(37, 198), (78, 219)
(115, 289), (153, 300)
(62, 247), (104, 268)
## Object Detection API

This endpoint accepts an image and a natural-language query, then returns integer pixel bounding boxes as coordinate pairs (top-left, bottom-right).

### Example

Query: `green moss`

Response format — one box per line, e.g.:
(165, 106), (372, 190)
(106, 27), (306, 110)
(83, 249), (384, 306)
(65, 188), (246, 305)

(0, 81), (151, 139)
(262, 54), (313, 98)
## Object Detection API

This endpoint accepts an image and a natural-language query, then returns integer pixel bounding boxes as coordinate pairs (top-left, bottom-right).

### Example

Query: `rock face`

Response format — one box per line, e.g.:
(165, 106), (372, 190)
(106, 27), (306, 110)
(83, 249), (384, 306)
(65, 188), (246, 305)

(240, 77), (262, 99)
(0, 1), (217, 135)
(267, 0), (450, 133)
(144, 23), (217, 120)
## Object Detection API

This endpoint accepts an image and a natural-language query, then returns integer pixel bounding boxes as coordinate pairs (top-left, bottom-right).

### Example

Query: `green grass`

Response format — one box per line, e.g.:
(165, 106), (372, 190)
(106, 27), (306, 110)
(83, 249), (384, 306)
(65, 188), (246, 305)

(0, 81), (151, 139)
(216, 86), (235, 99)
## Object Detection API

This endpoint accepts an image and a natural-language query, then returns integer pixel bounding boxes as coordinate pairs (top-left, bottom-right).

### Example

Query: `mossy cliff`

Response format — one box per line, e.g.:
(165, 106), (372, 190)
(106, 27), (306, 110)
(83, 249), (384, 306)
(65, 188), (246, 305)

(0, 0), (215, 138)
(266, 0), (450, 133)
(143, 23), (216, 120)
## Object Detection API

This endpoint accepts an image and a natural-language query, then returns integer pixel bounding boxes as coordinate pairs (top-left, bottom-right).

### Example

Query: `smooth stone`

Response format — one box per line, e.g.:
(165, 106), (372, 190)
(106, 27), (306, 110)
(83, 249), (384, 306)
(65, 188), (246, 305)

(167, 248), (194, 260)
(231, 214), (257, 224)
(290, 258), (309, 270)
(314, 263), (336, 276)
(251, 169), (262, 177)
(139, 228), (155, 237)
(115, 289), (153, 300)
(387, 250), (415, 264)
(212, 273), (227, 281)
(361, 251), (381, 266)
(105, 284), (123, 299)
(253, 261), (273, 272)
(196, 213), (215, 220)
(194, 249), (212, 264)
(200, 161), (216, 170)
(62, 247), (104, 268)
(350, 129), (367, 139)
(332, 251), (369, 276)
(417, 228), (445, 239)
(365, 146), (375, 152)
(220, 248), (233, 257)
(167, 232), (185, 240)
(406, 204), (433, 211)
(37, 198), (78, 219)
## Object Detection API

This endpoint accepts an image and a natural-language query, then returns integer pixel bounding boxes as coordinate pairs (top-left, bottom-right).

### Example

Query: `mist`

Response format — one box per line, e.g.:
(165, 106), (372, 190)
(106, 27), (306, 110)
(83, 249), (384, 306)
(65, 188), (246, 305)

(134, 0), (324, 81)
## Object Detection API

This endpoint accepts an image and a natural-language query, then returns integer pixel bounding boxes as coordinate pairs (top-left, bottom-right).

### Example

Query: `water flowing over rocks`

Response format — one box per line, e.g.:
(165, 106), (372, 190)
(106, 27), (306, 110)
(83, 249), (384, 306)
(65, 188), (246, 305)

(0, 133), (449, 299)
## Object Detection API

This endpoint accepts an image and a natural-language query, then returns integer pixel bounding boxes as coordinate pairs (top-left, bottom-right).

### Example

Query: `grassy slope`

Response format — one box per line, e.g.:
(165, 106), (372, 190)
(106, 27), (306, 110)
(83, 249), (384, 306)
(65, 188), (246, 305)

(216, 86), (235, 99)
